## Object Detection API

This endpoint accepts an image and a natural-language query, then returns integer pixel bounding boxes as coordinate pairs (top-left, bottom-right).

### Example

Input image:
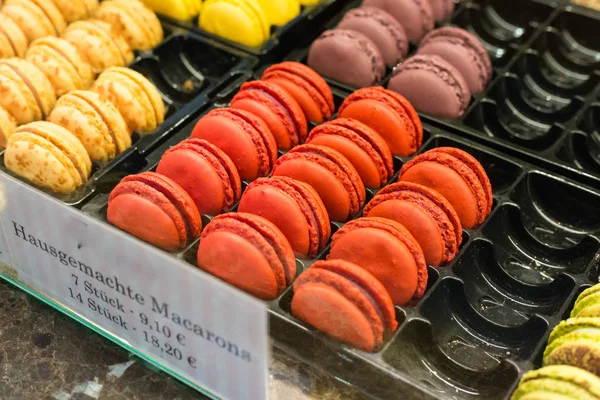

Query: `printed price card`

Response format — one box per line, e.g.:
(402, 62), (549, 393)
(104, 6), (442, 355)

(0, 173), (268, 400)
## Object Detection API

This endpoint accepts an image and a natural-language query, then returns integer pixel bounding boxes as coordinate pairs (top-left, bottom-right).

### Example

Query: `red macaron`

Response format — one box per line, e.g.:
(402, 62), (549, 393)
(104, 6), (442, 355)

(306, 118), (394, 189)
(338, 87), (423, 157)
(262, 61), (335, 124)
(363, 182), (462, 266)
(231, 80), (308, 151)
(271, 144), (366, 222)
(238, 176), (331, 259)
(399, 147), (493, 229)
(292, 259), (398, 352)
(191, 107), (278, 182)
(328, 217), (428, 306)
(156, 138), (242, 216)
(197, 213), (296, 300)
(108, 172), (202, 252)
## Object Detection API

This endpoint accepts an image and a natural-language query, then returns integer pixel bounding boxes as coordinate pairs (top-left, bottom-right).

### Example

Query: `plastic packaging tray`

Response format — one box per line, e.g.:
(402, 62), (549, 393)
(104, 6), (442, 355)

(76, 73), (600, 398)
(285, 0), (600, 189)
(0, 20), (257, 208)
(1, 1), (600, 399)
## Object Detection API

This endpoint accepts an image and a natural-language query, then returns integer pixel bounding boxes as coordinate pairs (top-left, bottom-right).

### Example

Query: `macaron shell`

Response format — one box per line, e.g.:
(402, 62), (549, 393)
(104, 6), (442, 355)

(388, 54), (471, 119)
(111, 172), (202, 250)
(157, 139), (242, 216)
(143, 0), (202, 20)
(514, 366), (600, 399)
(0, 59), (57, 124)
(430, 147), (493, 216)
(198, 231), (281, 299)
(0, 13), (28, 58)
(198, 213), (296, 299)
(262, 61), (335, 124)
(5, 132), (81, 193)
(240, 184), (312, 257)
(62, 20), (134, 74)
(308, 29), (385, 88)
(2, 0), (64, 42)
(49, 94), (117, 162)
(107, 67), (166, 127)
(338, 87), (423, 157)
(306, 119), (394, 188)
(361, 0), (434, 42)
(293, 282), (377, 350)
(329, 218), (425, 305)
(310, 259), (397, 333)
(418, 27), (492, 94)
(0, 106), (17, 148)
(338, 7), (408, 67)
(231, 80), (308, 151)
(108, 188), (185, 252)
(51, 0), (98, 23)
(572, 289), (600, 318)
(26, 38), (94, 97)
(272, 145), (366, 222)
(96, 0), (164, 50)
(92, 68), (161, 133)
(544, 335), (600, 376)
(191, 108), (277, 181)
(199, 0), (270, 48)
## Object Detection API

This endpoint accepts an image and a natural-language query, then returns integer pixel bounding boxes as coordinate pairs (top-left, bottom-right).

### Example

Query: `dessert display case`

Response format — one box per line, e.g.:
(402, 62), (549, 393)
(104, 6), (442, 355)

(0, 1), (599, 399)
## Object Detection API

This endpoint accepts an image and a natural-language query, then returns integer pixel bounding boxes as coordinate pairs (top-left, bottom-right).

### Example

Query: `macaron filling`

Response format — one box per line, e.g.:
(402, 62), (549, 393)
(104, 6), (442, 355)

(0, 25), (18, 56)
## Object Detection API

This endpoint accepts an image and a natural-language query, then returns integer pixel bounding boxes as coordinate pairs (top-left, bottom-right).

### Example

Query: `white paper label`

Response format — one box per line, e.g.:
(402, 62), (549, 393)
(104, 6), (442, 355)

(0, 173), (268, 400)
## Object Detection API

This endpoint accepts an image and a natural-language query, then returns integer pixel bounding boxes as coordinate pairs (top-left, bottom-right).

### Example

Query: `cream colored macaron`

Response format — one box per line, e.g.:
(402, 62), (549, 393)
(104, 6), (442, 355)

(0, 13), (28, 59)
(96, 0), (164, 50)
(62, 19), (134, 74)
(5, 121), (92, 194)
(0, 106), (17, 148)
(0, 58), (57, 125)
(48, 90), (132, 163)
(51, 0), (100, 23)
(92, 67), (165, 133)
(26, 37), (95, 97)
(2, 0), (67, 42)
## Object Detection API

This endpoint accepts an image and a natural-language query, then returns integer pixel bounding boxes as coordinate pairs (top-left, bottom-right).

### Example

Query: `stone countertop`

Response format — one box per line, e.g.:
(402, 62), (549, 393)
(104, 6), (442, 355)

(0, 280), (362, 400)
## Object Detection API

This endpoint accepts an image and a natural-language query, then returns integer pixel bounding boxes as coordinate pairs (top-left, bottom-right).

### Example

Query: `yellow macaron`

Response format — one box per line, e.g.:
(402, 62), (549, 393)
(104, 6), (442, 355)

(0, 13), (28, 59)
(142, 0), (203, 21)
(199, 0), (270, 48)
(258, 0), (300, 26)
(5, 121), (92, 194)
(96, 0), (164, 51)
(91, 67), (165, 133)
(26, 37), (95, 97)
(0, 58), (57, 125)
(62, 19), (134, 74)
(0, 106), (17, 149)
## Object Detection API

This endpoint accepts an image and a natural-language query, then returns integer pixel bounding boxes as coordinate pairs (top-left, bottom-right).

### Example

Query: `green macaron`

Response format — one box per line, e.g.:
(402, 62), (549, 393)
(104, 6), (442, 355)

(543, 318), (600, 376)
(571, 285), (600, 318)
(511, 365), (600, 400)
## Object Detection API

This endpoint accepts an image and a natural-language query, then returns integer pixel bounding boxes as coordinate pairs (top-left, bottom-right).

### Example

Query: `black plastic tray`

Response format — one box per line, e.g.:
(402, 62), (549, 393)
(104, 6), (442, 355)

(0, 20), (257, 208)
(79, 76), (600, 399)
(161, 0), (352, 60)
(285, 0), (600, 190)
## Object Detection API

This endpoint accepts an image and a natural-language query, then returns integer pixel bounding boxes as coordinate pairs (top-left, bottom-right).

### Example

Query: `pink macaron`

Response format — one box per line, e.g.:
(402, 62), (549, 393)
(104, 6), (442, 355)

(418, 27), (493, 94)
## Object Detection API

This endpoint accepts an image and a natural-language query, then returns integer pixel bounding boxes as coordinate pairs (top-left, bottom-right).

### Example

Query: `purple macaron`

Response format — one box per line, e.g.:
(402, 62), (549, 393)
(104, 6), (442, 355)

(417, 27), (492, 94)
(337, 7), (408, 68)
(308, 29), (386, 88)
(429, 0), (455, 22)
(361, 0), (434, 42)
(387, 54), (470, 119)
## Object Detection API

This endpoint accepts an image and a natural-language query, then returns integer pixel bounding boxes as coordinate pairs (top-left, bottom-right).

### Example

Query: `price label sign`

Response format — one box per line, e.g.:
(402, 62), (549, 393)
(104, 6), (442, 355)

(0, 174), (268, 400)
